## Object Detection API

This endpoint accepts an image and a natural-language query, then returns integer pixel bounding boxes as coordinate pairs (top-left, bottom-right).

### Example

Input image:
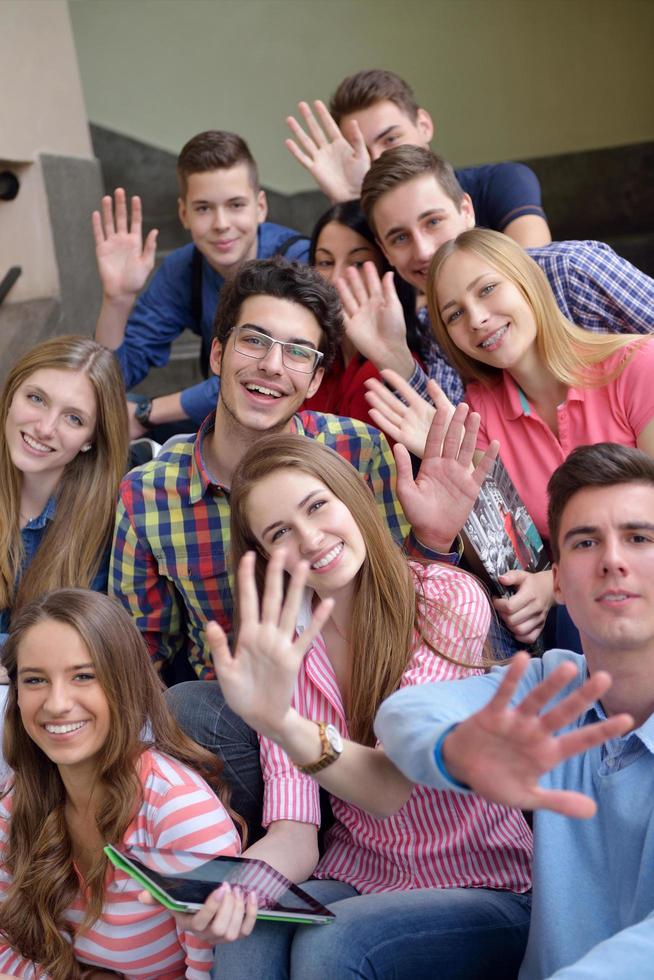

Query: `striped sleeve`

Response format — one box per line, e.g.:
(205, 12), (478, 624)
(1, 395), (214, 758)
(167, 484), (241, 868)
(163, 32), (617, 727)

(259, 735), (321, 829)
(0, 795), (41, 978)
(406, 562), (491, 683)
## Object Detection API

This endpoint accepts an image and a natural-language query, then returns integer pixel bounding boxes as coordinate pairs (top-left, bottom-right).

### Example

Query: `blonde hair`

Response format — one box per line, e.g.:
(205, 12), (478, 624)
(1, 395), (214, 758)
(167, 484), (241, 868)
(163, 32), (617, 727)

(230, 435), (485, 746)
(0, 336), (128, 614)
(427, 229), (644, 389)
(0, 589), (241, 980)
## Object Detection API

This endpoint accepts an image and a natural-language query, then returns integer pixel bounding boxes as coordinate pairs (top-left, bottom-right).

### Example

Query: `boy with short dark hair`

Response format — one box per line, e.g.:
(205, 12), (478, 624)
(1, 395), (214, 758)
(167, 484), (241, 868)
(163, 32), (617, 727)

(285, 68), (551, 247)
(93, 130), (309, 436)
(332, 145), (654, 405)
(376, 442), (654, 978)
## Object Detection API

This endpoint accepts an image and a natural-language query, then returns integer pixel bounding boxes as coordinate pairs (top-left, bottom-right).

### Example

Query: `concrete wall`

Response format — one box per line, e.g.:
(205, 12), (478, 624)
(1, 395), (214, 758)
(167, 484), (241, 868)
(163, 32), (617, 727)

(69, 0), (654, 193)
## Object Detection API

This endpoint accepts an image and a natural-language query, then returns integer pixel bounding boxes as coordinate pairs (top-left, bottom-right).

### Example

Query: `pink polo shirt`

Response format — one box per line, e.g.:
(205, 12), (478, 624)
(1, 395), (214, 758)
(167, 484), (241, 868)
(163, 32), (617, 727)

(466, 340), (654, 541)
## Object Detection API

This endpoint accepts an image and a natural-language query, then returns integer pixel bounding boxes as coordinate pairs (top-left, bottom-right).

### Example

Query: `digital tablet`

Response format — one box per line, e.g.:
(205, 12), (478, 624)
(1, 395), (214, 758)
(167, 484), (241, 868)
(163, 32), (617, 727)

(104, 845), (335, 925)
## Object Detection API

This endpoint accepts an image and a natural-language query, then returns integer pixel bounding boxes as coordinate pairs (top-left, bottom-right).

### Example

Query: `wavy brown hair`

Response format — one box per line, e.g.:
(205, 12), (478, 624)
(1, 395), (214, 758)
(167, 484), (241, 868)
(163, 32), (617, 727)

(230, 435), (488, 747)
(0, 589), (241, 980)
(428, 229), (645, 390)
(0, 336), (129, 618)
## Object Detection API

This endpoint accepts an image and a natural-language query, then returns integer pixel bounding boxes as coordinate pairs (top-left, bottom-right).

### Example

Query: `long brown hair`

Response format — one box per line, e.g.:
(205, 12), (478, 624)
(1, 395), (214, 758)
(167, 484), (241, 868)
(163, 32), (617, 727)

(230, 435), (486, 747)
(0, 588), (240, 980)
(0, 335), (129, 616)
(427, 229), (645, 389)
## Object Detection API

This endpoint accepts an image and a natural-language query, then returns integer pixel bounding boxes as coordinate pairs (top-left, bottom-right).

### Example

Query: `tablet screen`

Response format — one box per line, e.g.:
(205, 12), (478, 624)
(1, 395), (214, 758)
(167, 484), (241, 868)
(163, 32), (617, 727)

(113, 846), (335, 921)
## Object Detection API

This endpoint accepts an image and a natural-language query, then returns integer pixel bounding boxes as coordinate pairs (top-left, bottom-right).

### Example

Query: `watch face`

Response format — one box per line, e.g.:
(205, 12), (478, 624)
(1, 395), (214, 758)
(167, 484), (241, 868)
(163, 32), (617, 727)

(325, 724), (343, 753)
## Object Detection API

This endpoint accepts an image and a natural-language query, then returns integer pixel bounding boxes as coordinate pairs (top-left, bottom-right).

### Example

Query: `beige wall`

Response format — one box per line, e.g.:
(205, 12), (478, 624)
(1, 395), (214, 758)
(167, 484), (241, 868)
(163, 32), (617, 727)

(1, 0), (93, 302)
(2, 0), (92, 161)
(69, 0), (654, 194)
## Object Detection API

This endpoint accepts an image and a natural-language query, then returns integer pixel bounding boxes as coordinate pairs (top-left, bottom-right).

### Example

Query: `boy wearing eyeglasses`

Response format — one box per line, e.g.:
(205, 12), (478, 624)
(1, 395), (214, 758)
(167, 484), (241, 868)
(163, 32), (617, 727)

(93, 131), (309, 439)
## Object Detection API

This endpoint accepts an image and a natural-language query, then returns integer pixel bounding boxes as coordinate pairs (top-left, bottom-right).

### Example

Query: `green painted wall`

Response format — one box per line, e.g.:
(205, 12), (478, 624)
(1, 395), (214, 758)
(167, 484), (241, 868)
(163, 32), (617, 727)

(69, 0), (654, 193)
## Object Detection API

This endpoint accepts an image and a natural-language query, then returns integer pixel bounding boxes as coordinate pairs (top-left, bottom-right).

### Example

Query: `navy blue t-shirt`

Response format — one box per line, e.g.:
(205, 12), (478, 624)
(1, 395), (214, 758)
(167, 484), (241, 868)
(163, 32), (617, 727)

(455, 161), (545, 232)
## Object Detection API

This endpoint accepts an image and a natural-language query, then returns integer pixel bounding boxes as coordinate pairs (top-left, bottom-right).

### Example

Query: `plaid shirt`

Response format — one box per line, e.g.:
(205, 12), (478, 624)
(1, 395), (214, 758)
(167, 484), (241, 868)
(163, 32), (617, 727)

(110, 411), (410, 678)
(410, 239), (654, 402)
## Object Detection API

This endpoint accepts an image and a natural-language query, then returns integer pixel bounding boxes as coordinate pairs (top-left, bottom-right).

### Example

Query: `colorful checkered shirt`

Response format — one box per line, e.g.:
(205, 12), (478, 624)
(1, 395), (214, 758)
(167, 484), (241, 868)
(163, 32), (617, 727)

(410, 239), (654, 403)
(110, 411), (409, 678)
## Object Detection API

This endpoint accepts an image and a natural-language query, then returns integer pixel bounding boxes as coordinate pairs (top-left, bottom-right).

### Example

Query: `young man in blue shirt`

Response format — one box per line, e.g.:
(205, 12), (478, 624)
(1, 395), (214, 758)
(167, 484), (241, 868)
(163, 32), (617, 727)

(376, 442), (654, 979)
(93, 131), (309, 436)
(285, 68), (551, 248)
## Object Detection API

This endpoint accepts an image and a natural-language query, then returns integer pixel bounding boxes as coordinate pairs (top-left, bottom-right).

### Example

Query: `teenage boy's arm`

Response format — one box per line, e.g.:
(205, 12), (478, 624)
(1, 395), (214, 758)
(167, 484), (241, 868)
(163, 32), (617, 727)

(375, 652), (633, 817)
(547, 910), (654, 979)
(110, 490), (188, 671)
(93, 189), (159, 350)
(285, 100), (371, 203)
(484, 162), (551, 248)
(563, 242), (654, 334)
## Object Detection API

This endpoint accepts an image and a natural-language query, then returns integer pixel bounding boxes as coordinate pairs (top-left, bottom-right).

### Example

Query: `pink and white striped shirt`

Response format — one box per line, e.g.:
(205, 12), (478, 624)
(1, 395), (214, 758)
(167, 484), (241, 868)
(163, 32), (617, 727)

(260, 562), (532, 894)
(0, 749), (240, 979)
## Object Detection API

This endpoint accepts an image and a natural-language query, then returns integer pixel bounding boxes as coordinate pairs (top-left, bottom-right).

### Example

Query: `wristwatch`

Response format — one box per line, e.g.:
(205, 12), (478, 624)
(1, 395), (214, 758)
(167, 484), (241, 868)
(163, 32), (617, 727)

(133, 395), (153, 428)
(294, 722), (343, 775)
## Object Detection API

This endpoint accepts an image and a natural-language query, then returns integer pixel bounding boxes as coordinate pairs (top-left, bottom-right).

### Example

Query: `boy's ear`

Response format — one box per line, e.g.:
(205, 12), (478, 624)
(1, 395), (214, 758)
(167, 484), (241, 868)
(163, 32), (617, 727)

(178, 196), (190, 230)
(306, 365), (324, 399)
(257, 189), (268, 224)
(416, 108), (434, 144)
(209, 337), (223, 377)
(552, 562), (564, 604)
(460, 193), (476, 229)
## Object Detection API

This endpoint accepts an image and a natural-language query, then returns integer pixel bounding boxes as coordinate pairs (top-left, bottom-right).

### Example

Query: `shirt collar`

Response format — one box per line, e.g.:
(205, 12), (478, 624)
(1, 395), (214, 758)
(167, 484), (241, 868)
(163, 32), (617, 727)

(23, 496), (56, 529)
(190, 412), (228, 503)
(190, 412), (305, 502)
(586, 699), (654, 756)
(501, 374), (584, 420)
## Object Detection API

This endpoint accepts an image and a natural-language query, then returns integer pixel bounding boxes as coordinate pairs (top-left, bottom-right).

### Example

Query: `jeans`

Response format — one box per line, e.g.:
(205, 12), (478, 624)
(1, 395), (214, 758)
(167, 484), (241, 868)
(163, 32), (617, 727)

(212, 879), (531, 980)
(165, 680), (265, 844)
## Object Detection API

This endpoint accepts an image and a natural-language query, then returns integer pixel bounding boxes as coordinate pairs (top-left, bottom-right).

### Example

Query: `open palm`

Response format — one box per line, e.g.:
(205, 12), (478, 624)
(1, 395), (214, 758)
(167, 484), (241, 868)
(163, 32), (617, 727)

(92, 188), (158, 300)
(208, 551), (333, 741)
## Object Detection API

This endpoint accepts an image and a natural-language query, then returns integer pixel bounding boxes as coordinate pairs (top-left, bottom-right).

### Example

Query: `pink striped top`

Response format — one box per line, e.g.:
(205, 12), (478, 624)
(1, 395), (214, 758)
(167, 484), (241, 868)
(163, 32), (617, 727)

(0, 749), (240, 979)
(260, 562), (533, 894)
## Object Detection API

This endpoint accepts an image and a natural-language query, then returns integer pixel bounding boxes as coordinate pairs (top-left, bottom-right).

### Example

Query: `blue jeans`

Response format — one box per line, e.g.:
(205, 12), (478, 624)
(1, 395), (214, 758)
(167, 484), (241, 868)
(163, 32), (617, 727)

(213, 878), (531, 980)
(165, 680), (265, 844)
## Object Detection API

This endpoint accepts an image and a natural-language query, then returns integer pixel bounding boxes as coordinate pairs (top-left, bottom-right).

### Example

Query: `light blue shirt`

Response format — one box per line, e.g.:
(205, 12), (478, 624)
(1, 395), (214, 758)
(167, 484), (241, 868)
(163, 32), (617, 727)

(375, 650), (654, 979)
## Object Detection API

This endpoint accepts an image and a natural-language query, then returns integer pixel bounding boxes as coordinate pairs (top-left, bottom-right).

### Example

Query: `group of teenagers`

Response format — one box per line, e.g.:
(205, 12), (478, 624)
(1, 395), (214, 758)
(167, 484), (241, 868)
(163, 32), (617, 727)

(0, 67), (653, 979)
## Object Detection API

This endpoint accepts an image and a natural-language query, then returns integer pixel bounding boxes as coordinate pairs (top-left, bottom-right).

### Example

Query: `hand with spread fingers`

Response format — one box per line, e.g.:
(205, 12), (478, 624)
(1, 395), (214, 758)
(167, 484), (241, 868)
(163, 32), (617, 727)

(285, 100), (370, 203)
(139, 882), (258, 945)
(395, 401), (499, 553)
(92, 188), (158, 303)
(364, 371), (446, 458)
(207, 550), (334, 743)
(442, 652), (633, 818)
(336, 264), (415, 378)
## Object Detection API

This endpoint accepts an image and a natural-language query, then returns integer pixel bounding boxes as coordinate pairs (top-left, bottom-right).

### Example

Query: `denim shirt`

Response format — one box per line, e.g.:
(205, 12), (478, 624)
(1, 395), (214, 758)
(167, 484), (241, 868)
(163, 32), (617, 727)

(0, 497), (109, 646)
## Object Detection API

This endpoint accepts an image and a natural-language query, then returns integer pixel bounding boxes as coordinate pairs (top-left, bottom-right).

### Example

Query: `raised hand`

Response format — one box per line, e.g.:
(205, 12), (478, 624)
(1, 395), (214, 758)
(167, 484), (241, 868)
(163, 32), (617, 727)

(443, 653), (633, 818)
(92, 188), (158, 301)
(493, 569), (555, 644)
(285, 100), (370, 203)
(336, 264), (415, 377)
(394, 400), (499, 551)
(365, 372), (457, 458)
(208, 550), (333, 741)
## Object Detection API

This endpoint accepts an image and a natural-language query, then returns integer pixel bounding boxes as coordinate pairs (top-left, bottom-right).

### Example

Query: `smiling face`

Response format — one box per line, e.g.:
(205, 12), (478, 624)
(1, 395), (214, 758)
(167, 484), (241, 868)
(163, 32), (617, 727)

(17, 619), (111, 778)
(246, 468), (367, 605)
(435, 249), (538, 374)
(314, 221), (385, 283)
(553, 483), (654, 659)
(372, 174), (474, 290)
(339, 100), (433, 161)
(5, 367), (97, 489)
(211, 295), (324, 435)
(178, 164), (267, 279)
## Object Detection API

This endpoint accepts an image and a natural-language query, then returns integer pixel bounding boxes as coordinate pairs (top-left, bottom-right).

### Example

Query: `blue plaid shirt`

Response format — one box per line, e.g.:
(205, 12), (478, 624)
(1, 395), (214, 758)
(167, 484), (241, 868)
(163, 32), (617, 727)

(410, 239), (654, 402)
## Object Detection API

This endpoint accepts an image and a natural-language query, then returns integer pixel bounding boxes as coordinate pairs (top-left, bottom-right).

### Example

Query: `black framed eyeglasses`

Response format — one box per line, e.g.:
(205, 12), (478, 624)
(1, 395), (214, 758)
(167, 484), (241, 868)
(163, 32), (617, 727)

(232, 324), (323, 374)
